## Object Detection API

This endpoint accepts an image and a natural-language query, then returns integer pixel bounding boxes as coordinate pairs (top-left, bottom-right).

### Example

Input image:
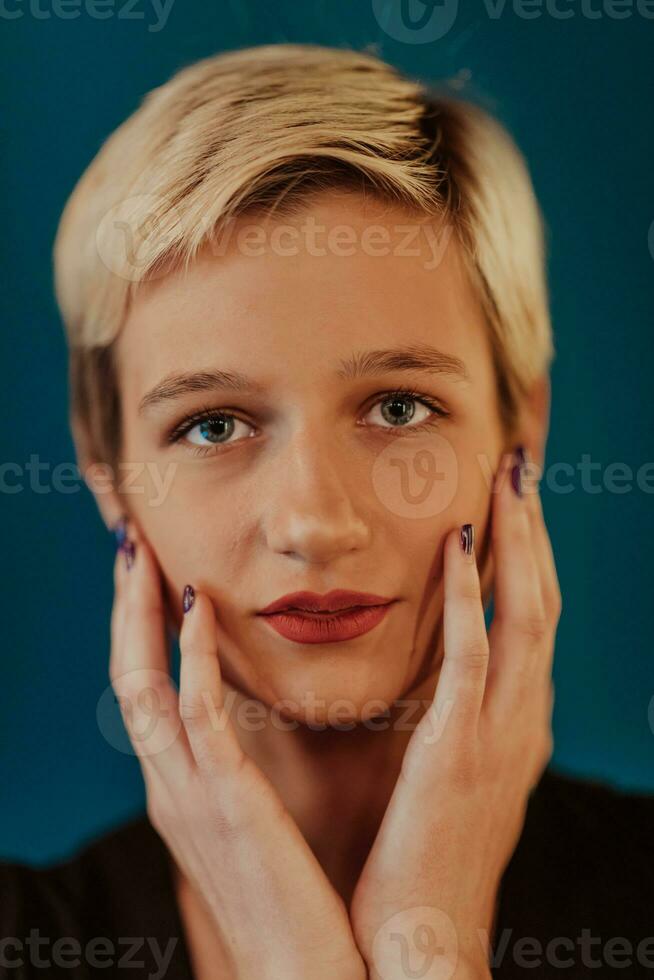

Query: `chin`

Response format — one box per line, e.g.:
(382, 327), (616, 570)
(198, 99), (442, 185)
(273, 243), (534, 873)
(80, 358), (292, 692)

(252, 664), (412, 732)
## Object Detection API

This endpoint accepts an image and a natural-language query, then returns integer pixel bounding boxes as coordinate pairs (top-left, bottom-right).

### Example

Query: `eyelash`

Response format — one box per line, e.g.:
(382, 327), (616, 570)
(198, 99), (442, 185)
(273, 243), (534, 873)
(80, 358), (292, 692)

(166, 386), (451, 457)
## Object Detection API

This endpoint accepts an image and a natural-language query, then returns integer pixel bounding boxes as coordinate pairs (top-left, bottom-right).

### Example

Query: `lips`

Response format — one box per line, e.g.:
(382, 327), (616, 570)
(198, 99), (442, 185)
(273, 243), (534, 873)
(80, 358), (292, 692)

(257, 589), (394, 616)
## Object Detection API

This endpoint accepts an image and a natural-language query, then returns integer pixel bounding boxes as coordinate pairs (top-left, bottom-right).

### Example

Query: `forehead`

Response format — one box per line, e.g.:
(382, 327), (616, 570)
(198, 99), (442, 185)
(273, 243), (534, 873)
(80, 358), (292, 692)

(115, 192), (493, 398)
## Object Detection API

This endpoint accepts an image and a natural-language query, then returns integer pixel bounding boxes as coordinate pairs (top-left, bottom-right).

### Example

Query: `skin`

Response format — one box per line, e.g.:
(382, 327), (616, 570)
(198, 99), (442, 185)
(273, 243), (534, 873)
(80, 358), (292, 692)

(80, 191), (558, 978)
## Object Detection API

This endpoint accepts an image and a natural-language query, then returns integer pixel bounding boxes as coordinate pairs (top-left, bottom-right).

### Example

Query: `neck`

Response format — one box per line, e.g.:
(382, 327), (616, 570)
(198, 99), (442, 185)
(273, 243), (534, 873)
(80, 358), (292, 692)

(223, 664), (442, 904)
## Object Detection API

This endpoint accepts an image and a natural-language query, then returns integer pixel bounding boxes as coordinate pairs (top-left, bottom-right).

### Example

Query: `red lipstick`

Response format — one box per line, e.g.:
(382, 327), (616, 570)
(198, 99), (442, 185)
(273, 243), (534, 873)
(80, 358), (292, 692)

(256, 590), (396, 645)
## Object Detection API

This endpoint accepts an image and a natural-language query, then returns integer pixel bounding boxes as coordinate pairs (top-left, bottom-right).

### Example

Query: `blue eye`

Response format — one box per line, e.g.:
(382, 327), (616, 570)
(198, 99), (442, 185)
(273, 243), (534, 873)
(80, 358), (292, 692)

(167, 408), (255, 455)
(168, 388), (449, 456)
(186, 414), (252, 446)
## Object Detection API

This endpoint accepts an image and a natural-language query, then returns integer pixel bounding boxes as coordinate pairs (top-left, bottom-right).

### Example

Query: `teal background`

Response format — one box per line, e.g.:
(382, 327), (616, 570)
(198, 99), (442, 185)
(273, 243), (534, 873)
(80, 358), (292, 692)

(1, 0), (653, 862)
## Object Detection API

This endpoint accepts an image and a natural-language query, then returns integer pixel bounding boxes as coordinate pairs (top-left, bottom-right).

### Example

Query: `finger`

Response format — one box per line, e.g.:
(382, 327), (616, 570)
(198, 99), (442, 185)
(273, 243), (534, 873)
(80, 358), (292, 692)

(110, 536), (129, 656)
(114, 514), (180, 645)
(432, 522), (489, 741)
(110, 526), (192, 785)
(484, 449), (548, 716)
(109, 513), (149, 654)
(178, 586), (245, 780)
(109, 513), (134, 655)
(110, 514), (160, 672)
(522, 455), (561, 679)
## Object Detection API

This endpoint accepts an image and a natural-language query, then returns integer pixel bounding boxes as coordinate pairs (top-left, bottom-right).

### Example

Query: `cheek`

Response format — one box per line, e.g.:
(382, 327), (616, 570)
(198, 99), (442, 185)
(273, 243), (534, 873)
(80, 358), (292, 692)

(132, 490), (229, 590)
(370, 432), (460, 522)
(449, 410), (503, 524)
(450, 452), (494, 521)
(369, 410), (502, 530)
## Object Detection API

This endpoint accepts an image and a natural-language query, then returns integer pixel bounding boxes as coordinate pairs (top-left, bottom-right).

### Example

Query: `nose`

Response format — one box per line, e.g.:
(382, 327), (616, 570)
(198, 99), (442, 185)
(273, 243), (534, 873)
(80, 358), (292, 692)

(261, 428), (372, 564)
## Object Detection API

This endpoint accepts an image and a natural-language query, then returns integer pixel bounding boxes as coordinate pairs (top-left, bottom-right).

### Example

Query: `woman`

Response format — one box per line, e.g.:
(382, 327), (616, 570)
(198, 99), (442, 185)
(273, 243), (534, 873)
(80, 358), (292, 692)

(2, 42), (653, 980)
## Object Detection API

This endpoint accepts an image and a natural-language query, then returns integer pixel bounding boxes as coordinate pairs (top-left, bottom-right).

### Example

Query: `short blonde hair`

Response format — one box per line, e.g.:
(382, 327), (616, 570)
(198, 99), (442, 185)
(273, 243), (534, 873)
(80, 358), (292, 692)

(53, 42), (553, 468)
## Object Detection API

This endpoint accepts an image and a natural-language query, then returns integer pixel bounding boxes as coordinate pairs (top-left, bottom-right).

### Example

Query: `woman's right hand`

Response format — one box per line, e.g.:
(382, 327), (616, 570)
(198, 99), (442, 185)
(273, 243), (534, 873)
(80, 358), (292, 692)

(109, 519), (367, 980)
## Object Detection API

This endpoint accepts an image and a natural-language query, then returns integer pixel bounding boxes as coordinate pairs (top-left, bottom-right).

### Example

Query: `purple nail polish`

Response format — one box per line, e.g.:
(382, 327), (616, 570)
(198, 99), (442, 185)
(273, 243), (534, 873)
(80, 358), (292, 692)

(511, 445), (526, 497)
(123, 539), (136, 571)
(183, 584), (195, 614)
(460, 523), (475, 556)
(113, 515), (128, 550)
(511, 463), (523, 497)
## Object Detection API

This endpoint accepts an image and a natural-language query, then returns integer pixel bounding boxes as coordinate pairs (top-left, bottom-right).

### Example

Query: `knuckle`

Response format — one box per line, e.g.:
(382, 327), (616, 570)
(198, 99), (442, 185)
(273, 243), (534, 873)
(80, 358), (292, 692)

(179, 691), (213, 726)
(458, 639), (489, 668)
(112, 678), (139, 714)
(515, 612), (549, 643)
(123, 592), (165, 625)
(208, 805), (242, 842)
(112, 674), (172, 725)
(180, 627), (215, 659)
(447, 750), (481, 796)
(514, 661), (540, 704)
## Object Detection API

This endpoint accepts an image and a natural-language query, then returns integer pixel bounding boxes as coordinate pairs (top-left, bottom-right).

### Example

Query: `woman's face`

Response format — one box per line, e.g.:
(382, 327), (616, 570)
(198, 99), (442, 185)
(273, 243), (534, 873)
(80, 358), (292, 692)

(112, 191), (506, 723)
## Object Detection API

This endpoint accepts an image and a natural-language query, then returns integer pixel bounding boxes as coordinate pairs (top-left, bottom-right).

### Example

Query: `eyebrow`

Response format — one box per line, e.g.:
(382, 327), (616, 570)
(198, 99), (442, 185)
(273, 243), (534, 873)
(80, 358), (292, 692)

(137, 344), (469, 416)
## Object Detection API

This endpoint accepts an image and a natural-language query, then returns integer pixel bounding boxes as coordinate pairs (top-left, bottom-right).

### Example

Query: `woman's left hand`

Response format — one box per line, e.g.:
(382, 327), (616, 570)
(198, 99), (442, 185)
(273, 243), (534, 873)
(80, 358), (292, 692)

(349, 449), (561, 980)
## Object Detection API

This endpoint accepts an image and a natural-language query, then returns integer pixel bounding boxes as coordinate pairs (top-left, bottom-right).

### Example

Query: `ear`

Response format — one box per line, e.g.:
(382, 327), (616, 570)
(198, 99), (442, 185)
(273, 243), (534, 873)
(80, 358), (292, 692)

(71, 413), (126, 533)
(517, 374), (550, 470)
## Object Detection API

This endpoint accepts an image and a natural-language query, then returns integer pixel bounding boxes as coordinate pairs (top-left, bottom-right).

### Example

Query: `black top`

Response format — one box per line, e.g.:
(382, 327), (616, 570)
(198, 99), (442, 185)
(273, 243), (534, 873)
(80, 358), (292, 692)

(1, 765), (653, 978)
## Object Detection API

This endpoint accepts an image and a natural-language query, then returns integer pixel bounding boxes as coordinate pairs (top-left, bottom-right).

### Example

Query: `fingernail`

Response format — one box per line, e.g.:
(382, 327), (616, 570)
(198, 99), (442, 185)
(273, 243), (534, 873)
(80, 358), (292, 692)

(113, 514), (128, 550)
(123, 539), (136, 571)
(460, 523), (475, 556)
(183, 584), (195, 614)
(511, 446), (525, 498)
